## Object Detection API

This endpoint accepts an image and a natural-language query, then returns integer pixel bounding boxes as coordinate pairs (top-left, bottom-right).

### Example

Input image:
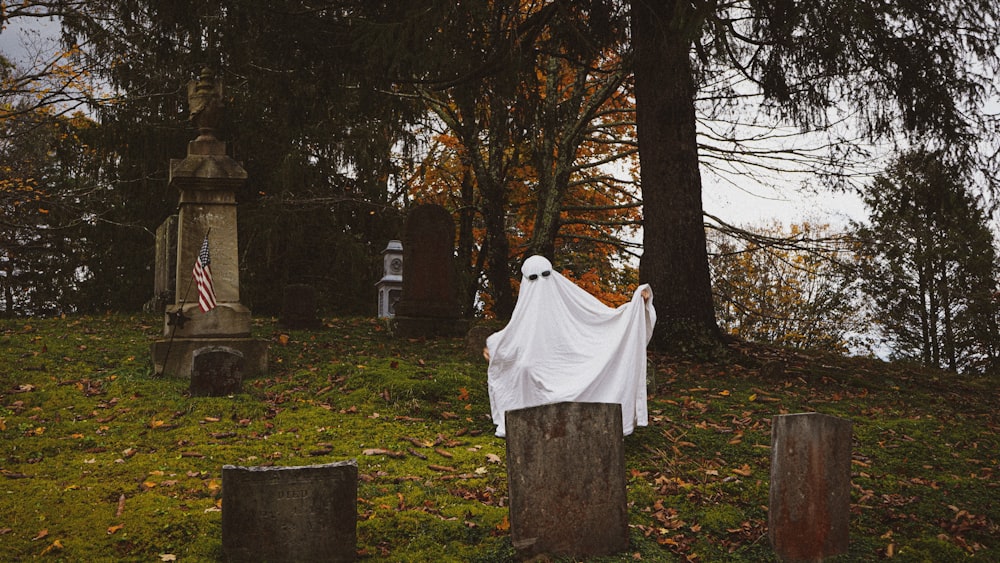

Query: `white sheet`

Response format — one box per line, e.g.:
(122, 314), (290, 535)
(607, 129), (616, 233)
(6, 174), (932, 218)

(485, 256), (656, 437)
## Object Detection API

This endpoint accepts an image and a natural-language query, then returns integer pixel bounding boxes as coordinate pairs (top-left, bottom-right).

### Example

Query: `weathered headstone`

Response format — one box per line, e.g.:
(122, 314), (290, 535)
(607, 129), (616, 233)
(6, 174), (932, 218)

(393, 204), (465, 336)
(222, 461), (358, 563)
(189, 346), (244, 397)
(279, 284), (321, 329)
(506, 402), (628, 559)
(464, 322), (501, 360)
(769, 412), (852, 562)
(146, 214), (178, 313)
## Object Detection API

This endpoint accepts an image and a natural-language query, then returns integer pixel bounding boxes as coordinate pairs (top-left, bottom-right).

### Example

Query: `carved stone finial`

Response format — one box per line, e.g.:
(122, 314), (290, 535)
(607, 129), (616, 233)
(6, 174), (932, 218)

(187, 67), (224, 140)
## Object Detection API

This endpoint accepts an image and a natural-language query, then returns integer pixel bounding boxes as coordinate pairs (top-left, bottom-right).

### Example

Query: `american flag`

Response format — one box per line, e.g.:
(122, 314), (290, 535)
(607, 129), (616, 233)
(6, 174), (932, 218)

(192, 234), (217, 312)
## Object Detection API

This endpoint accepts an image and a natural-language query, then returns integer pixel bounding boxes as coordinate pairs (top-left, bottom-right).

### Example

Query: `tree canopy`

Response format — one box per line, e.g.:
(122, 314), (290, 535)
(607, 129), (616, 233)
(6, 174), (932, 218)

(632, 0), (1000, 354)
(2, 1), (999, 364)
(857, 149), (1000, 372)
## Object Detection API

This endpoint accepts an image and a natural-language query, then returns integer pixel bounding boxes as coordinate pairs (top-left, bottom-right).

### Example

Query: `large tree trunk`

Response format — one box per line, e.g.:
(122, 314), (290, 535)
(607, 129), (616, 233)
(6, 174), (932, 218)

(631, 0), (721, 353)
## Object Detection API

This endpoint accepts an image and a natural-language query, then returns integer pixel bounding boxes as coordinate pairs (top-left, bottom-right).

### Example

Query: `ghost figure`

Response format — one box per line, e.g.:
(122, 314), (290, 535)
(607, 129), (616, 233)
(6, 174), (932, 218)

(485, 255), (656, 437)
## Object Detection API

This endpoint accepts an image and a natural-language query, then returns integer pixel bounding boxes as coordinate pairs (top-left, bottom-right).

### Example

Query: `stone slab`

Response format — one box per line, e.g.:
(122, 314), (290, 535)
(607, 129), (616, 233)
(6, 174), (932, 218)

(222, 461), (357, 562)
(147, 215), (178, 313)
(506, 402), (628, 559)
(769, 412), (853, 562)
(151, 336), (267, 379)
(190, 346), (244, 397)
(162, 302), (252, 339)
(393, 204), (461, 321)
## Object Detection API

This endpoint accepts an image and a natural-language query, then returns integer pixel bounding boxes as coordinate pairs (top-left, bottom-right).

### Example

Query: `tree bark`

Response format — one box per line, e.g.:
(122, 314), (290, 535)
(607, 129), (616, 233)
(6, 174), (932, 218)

(631, 0), (721, 353)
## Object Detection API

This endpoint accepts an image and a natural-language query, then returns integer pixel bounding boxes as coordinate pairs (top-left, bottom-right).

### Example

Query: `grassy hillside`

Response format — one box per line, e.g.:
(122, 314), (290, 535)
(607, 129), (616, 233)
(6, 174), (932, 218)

(1, 315), (997, 561)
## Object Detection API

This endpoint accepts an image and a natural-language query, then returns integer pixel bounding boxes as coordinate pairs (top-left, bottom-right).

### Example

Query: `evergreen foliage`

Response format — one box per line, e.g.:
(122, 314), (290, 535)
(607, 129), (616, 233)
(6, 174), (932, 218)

(857, 150), (1000, 373)
(58, 0), (417, 314)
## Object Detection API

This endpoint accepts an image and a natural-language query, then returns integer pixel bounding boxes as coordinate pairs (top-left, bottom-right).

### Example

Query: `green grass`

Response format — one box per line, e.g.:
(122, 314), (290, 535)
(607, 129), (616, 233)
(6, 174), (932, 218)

(1, 315), (998, 561)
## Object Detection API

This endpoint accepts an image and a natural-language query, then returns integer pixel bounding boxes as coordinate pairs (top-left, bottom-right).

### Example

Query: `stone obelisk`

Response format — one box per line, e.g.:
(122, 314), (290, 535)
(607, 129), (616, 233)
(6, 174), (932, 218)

(151, 68), (268, 379)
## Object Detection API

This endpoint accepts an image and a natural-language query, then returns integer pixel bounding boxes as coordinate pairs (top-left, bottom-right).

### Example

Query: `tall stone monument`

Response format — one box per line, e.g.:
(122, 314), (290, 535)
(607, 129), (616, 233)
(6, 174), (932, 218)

(150, 68), (268, 379)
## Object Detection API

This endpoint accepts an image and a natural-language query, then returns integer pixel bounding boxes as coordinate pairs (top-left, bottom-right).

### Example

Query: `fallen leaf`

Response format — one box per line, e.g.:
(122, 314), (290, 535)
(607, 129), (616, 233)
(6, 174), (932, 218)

(485, 453), (502, 464)
(278, 334), (290, 346)
(732, 464), (752, 477)
(39, 539), (63, 555)
(116, 494), (126, 517)
(428, 464), (456, 472)
(363, 448), (404, 458)
(107, 523), (124, 535)
(160, 555), (177, 562)
(496, 515), (510, 531)
(31, 529), (48, 541)
(457, 387), (470, 401)
(205, 479), (222, 494)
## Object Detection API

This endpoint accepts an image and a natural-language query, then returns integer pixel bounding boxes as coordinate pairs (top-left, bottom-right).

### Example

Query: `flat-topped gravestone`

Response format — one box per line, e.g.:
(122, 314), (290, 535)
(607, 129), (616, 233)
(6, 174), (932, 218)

(393, 204), (465, 336)
(147, 214), (177, 313)
(506, 402), (628, 559)
(769, 412), (852, 562)
(222, 461), (358, 563)
(279, 283), (321, 329)
(189, 346), (243, 397)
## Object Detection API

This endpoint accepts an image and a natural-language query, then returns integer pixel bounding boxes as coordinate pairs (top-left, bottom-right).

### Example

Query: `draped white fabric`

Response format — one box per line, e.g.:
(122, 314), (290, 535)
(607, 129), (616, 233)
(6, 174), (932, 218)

(485, 256), (656, 437)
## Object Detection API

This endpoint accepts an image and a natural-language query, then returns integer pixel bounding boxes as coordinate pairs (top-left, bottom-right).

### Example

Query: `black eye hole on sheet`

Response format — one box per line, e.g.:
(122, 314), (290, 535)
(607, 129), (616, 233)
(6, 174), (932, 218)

(528, 270), (551, 281)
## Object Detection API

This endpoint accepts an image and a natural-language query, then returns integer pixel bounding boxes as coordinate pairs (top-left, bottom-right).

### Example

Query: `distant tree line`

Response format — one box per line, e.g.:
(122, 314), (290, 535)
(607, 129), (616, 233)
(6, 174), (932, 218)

(2, 1), (999, 372)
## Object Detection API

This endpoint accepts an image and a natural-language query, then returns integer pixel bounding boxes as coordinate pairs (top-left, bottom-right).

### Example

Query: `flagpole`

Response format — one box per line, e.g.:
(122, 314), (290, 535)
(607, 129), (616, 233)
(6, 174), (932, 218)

(159, 228), (212, 376)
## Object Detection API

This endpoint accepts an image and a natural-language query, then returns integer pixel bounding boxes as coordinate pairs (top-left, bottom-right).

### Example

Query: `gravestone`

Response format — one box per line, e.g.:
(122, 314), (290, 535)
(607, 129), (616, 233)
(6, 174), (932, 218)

(222, 461), (358, 563)
(464, 322), (502, 360)
(189, 346), (243, 397)
(769, 412), (852, 562)
(505, 402), (628, 559)
(146, 214), (178, 313)
(392, 204), (465, 337)
(279, 284), (321, 329)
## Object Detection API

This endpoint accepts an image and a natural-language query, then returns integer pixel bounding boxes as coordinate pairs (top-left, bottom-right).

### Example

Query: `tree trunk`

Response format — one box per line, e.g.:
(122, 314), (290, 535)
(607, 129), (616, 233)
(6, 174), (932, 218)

(482, 178), (515, 318)
(631, 0), (721, 353)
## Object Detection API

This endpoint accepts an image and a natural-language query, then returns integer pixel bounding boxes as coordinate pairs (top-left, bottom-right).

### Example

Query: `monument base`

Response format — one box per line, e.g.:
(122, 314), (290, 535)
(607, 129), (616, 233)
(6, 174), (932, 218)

(393, 316), (470, 338)
(162, 302), (252, 338)
(151, 336), (268, 379)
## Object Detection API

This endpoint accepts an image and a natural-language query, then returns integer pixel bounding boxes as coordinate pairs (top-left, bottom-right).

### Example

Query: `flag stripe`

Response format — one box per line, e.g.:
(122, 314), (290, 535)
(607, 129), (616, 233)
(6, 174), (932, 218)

(193, 235), (217, 312)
